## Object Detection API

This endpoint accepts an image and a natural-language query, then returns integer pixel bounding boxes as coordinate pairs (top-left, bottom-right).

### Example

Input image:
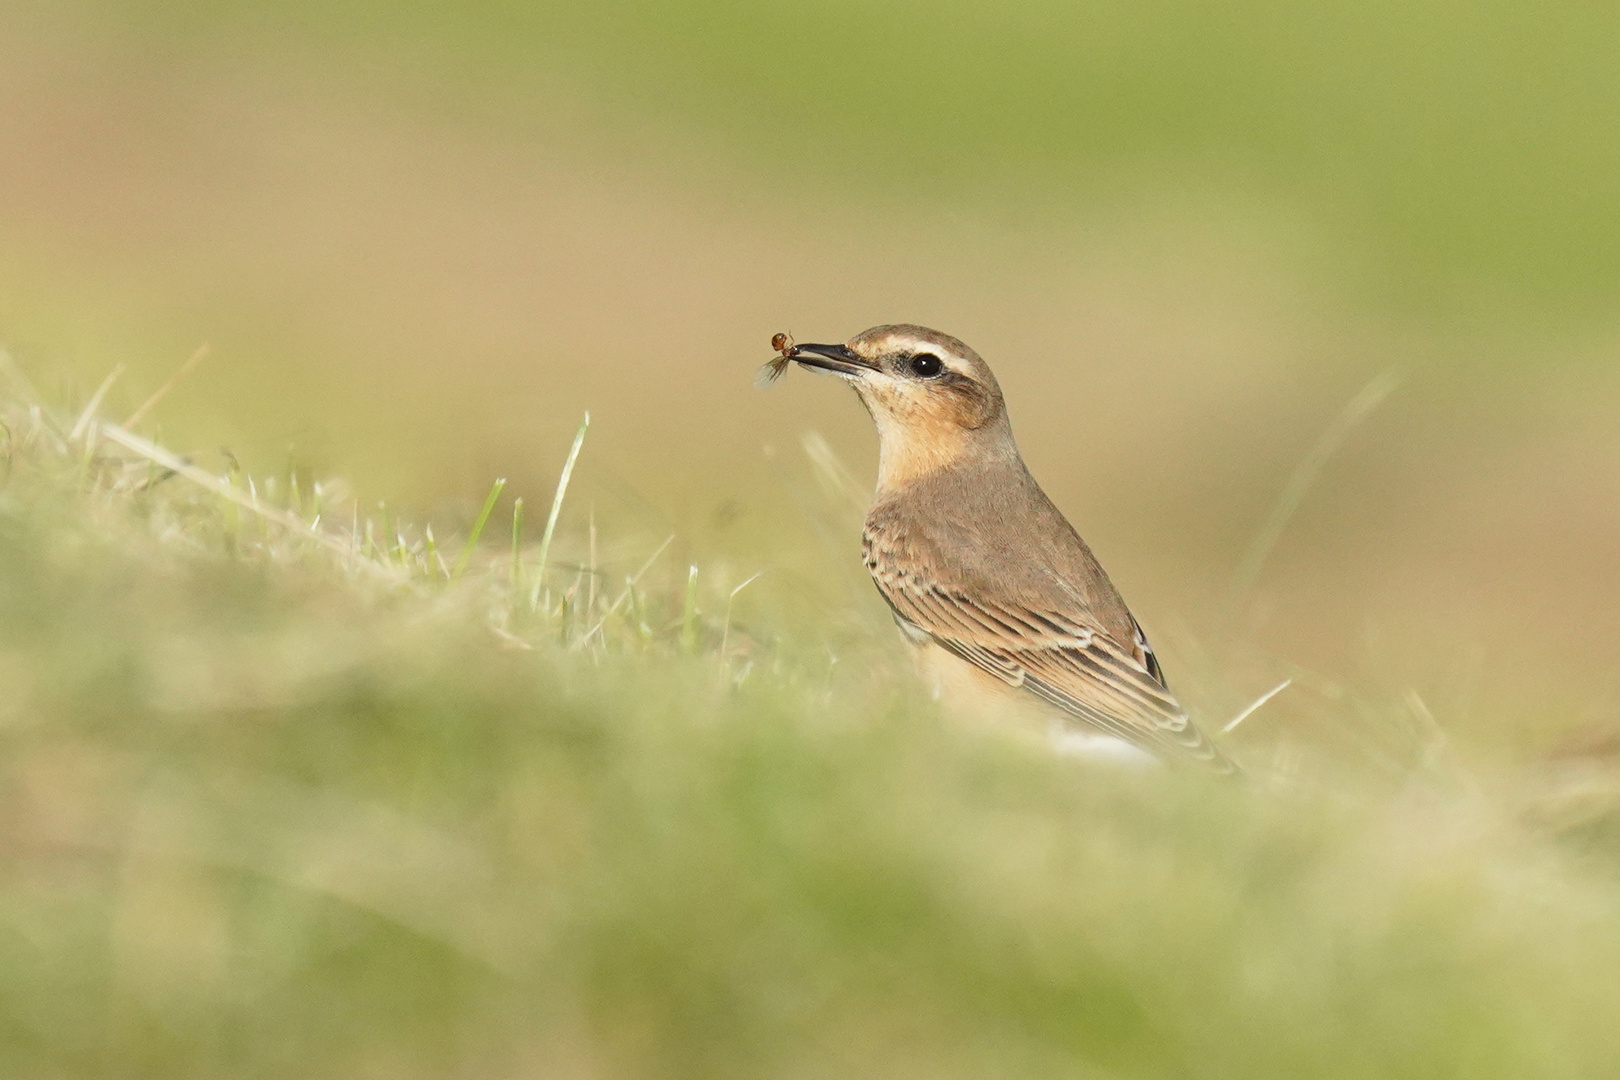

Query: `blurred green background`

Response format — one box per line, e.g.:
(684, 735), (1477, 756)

(4, 0), (1620, 741)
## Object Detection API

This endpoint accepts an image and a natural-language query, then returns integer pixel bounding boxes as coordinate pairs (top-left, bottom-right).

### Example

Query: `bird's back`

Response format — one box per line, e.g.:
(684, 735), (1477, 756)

(864, 454), (1139, 646)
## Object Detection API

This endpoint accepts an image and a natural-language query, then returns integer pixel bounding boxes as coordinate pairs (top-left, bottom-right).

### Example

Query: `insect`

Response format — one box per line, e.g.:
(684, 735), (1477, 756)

(756, 331), (798, 388)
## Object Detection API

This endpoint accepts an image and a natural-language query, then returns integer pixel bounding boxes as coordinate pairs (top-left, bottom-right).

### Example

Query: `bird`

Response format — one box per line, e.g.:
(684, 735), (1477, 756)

(778, 324), (1233, 770)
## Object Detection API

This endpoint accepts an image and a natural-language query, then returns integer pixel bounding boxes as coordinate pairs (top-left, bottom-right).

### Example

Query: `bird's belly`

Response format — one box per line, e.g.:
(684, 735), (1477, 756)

(910, 639), (1159, 766)
(913, 639), (1035, 722)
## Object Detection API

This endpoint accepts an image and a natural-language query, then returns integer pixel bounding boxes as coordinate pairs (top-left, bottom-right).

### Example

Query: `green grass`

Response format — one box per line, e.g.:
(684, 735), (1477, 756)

(3, 359), (1620, 1079)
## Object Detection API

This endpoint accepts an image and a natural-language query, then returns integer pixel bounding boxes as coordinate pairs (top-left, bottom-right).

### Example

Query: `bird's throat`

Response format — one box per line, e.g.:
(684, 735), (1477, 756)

(855, 380), (1017, 494)
(874, 420), (975, 492)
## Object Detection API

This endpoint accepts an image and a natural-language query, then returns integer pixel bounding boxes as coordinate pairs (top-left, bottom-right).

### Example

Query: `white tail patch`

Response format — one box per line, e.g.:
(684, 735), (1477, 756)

(1048, 725), (1161, 767)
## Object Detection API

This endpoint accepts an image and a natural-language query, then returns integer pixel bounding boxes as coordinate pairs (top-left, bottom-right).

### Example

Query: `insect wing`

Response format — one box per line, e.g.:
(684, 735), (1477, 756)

(755, 356), (790, 388)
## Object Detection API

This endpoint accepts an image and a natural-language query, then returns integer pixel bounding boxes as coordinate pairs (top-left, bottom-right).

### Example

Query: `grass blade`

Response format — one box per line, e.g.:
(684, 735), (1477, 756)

(1221, 678), (1292, 734)
(510, 496), (525, 588)
(425, 524), (450, 580)
(719, 571), (763, 666)
(530, 412), (590, 609)
(680, 565), (700, 653)
(1228, 369), (1402, 607)
(454, 477), (507, 578)
(126, 343), (210, 429)
(70, 365), (124, 442)
(587, 505), (597, 619)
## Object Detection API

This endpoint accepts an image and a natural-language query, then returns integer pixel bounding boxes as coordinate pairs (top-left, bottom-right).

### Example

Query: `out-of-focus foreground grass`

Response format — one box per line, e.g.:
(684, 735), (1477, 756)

(4, 367), (1620, 1079)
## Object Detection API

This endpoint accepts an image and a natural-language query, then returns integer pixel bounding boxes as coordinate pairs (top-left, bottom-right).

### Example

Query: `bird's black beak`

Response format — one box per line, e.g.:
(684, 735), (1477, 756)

(791, 343), (877, 377)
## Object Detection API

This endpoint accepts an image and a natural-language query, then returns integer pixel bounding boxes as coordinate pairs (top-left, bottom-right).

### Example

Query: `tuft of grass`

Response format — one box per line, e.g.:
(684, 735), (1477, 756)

(2, 361), (1620, 1079)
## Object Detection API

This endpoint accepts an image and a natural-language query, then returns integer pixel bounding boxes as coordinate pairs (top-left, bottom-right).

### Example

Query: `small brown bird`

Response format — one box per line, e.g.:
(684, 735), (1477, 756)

(782, 324), (1232, 770)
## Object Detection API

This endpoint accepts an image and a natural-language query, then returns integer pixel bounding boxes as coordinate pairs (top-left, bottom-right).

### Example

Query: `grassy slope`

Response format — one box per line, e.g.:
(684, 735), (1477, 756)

(3, 367), (1620, 1079)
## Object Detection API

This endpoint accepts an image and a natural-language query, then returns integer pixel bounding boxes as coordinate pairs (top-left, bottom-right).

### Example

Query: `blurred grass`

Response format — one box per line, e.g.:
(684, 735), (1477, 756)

(4, 363), (1620, 1077)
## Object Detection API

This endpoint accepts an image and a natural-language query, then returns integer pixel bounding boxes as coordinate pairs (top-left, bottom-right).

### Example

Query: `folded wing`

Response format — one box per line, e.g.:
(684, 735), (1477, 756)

(871, 565), (1233, 770)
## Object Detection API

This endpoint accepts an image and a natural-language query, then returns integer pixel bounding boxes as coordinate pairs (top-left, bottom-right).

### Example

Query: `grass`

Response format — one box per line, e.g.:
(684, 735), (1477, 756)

(3, 356), (1620, 1079)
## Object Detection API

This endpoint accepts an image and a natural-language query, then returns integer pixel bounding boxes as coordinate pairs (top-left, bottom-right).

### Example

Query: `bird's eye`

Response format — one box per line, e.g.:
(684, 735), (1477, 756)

(909, 353), (943, 378)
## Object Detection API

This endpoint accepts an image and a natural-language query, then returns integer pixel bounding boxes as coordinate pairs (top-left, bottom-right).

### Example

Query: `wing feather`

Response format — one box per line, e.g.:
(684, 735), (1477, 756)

(868, 554), (1232, 770)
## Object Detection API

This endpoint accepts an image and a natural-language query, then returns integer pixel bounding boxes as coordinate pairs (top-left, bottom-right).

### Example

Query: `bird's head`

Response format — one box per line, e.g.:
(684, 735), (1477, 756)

(791, 324), (1012, 490)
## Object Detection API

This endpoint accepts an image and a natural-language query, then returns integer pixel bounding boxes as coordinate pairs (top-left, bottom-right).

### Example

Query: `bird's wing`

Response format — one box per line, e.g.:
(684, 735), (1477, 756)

(870, 567), (1231, 769)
